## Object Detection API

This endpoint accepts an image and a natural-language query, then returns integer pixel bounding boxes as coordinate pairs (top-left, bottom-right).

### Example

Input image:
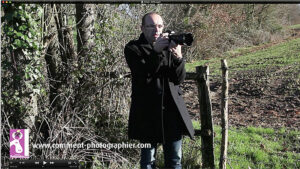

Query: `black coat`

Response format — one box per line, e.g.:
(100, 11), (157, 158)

(124, 33), (195, 143)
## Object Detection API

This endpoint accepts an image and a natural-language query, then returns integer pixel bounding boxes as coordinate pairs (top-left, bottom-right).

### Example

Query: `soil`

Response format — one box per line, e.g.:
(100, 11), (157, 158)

(182, 31), (300, 131)
(182, 76), (299, 130)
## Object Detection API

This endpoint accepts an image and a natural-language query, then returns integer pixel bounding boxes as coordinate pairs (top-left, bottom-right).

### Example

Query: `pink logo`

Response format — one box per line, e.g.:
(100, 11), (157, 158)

(10, 129), (29, 158)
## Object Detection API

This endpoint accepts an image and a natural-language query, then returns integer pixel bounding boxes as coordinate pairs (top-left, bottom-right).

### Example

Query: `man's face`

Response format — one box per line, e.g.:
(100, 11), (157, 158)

(141, 14), (164, 44)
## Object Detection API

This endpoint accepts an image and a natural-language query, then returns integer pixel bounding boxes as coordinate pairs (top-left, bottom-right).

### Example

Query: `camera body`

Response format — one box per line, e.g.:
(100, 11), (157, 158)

(166, 30), (194, 46)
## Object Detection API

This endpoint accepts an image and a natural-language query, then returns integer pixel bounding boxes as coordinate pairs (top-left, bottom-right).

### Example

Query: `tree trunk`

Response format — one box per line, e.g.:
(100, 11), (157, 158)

(76, 4), (95, 63)
(43, 4), (60, 110)
(74, 4), (96, 110)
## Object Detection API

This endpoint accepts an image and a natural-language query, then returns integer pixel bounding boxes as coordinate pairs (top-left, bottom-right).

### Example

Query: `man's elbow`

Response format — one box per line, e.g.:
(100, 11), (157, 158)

(173, 72), (186, 85)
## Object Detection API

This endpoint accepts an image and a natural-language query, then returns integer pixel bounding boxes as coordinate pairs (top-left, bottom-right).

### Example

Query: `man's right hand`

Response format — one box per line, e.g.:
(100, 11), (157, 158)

(153, 33), (169, 53)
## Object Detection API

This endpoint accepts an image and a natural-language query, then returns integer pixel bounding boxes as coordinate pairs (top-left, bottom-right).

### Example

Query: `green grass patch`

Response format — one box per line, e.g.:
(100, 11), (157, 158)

(185, 37), (300, 76)
(288, 24), (300, 30)
(177, 123), (300, 169)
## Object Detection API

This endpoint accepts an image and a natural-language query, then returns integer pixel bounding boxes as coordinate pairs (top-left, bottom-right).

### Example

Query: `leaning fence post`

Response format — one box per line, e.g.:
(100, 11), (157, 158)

(196, 65), (215, 169)
(219, 59), (229, 169)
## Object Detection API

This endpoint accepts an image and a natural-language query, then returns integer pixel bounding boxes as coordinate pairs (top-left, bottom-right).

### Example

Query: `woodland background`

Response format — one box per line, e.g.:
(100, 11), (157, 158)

(1, 3), (300, 168)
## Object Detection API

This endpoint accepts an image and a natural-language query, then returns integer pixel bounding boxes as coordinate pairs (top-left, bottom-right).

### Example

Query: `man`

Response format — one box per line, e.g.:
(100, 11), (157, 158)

(124, 12), (195, 169)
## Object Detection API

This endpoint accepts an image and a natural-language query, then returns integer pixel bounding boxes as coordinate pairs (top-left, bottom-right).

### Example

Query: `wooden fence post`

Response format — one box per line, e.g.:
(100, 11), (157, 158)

(219, 59), (229, 169)
(196, 65), (215, 169)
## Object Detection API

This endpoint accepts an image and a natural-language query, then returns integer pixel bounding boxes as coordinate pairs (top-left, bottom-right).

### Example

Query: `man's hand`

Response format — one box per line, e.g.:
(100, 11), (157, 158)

(169, 40), (182, 59)
(153, 33), (169, 53)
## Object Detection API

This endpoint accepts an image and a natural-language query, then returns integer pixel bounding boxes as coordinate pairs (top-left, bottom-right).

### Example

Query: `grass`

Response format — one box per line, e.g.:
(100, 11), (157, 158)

(177, 121), (299, 169)
(147, 121), (300, 169)
(185, 37), (300, 77)
(288, 24), (300, 30)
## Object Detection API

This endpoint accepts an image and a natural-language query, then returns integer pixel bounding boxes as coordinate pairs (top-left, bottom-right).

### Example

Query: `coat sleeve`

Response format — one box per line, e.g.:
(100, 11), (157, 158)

(169, 54), (186, 85)
(124, 43), (163, 80)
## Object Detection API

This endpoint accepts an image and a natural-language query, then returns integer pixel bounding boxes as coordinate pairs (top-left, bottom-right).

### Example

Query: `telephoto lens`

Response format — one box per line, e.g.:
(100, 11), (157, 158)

(166, 30), (194, 46)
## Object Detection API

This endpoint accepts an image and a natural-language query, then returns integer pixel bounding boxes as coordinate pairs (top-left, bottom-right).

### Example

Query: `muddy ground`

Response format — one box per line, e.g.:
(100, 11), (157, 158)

(182, 61), (300, 131)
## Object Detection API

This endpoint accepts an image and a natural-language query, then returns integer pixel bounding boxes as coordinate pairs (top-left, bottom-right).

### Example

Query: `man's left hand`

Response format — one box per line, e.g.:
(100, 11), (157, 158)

(169, 40), (182, 59)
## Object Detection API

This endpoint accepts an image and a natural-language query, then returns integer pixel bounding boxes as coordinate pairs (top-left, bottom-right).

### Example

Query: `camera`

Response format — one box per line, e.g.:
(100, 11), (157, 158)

(166, 30), (194, 46)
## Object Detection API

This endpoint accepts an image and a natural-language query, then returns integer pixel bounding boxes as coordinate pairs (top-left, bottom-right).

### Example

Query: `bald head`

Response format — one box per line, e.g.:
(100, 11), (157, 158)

(141, 13), (164, 44)
(142, 12), (160, 26)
